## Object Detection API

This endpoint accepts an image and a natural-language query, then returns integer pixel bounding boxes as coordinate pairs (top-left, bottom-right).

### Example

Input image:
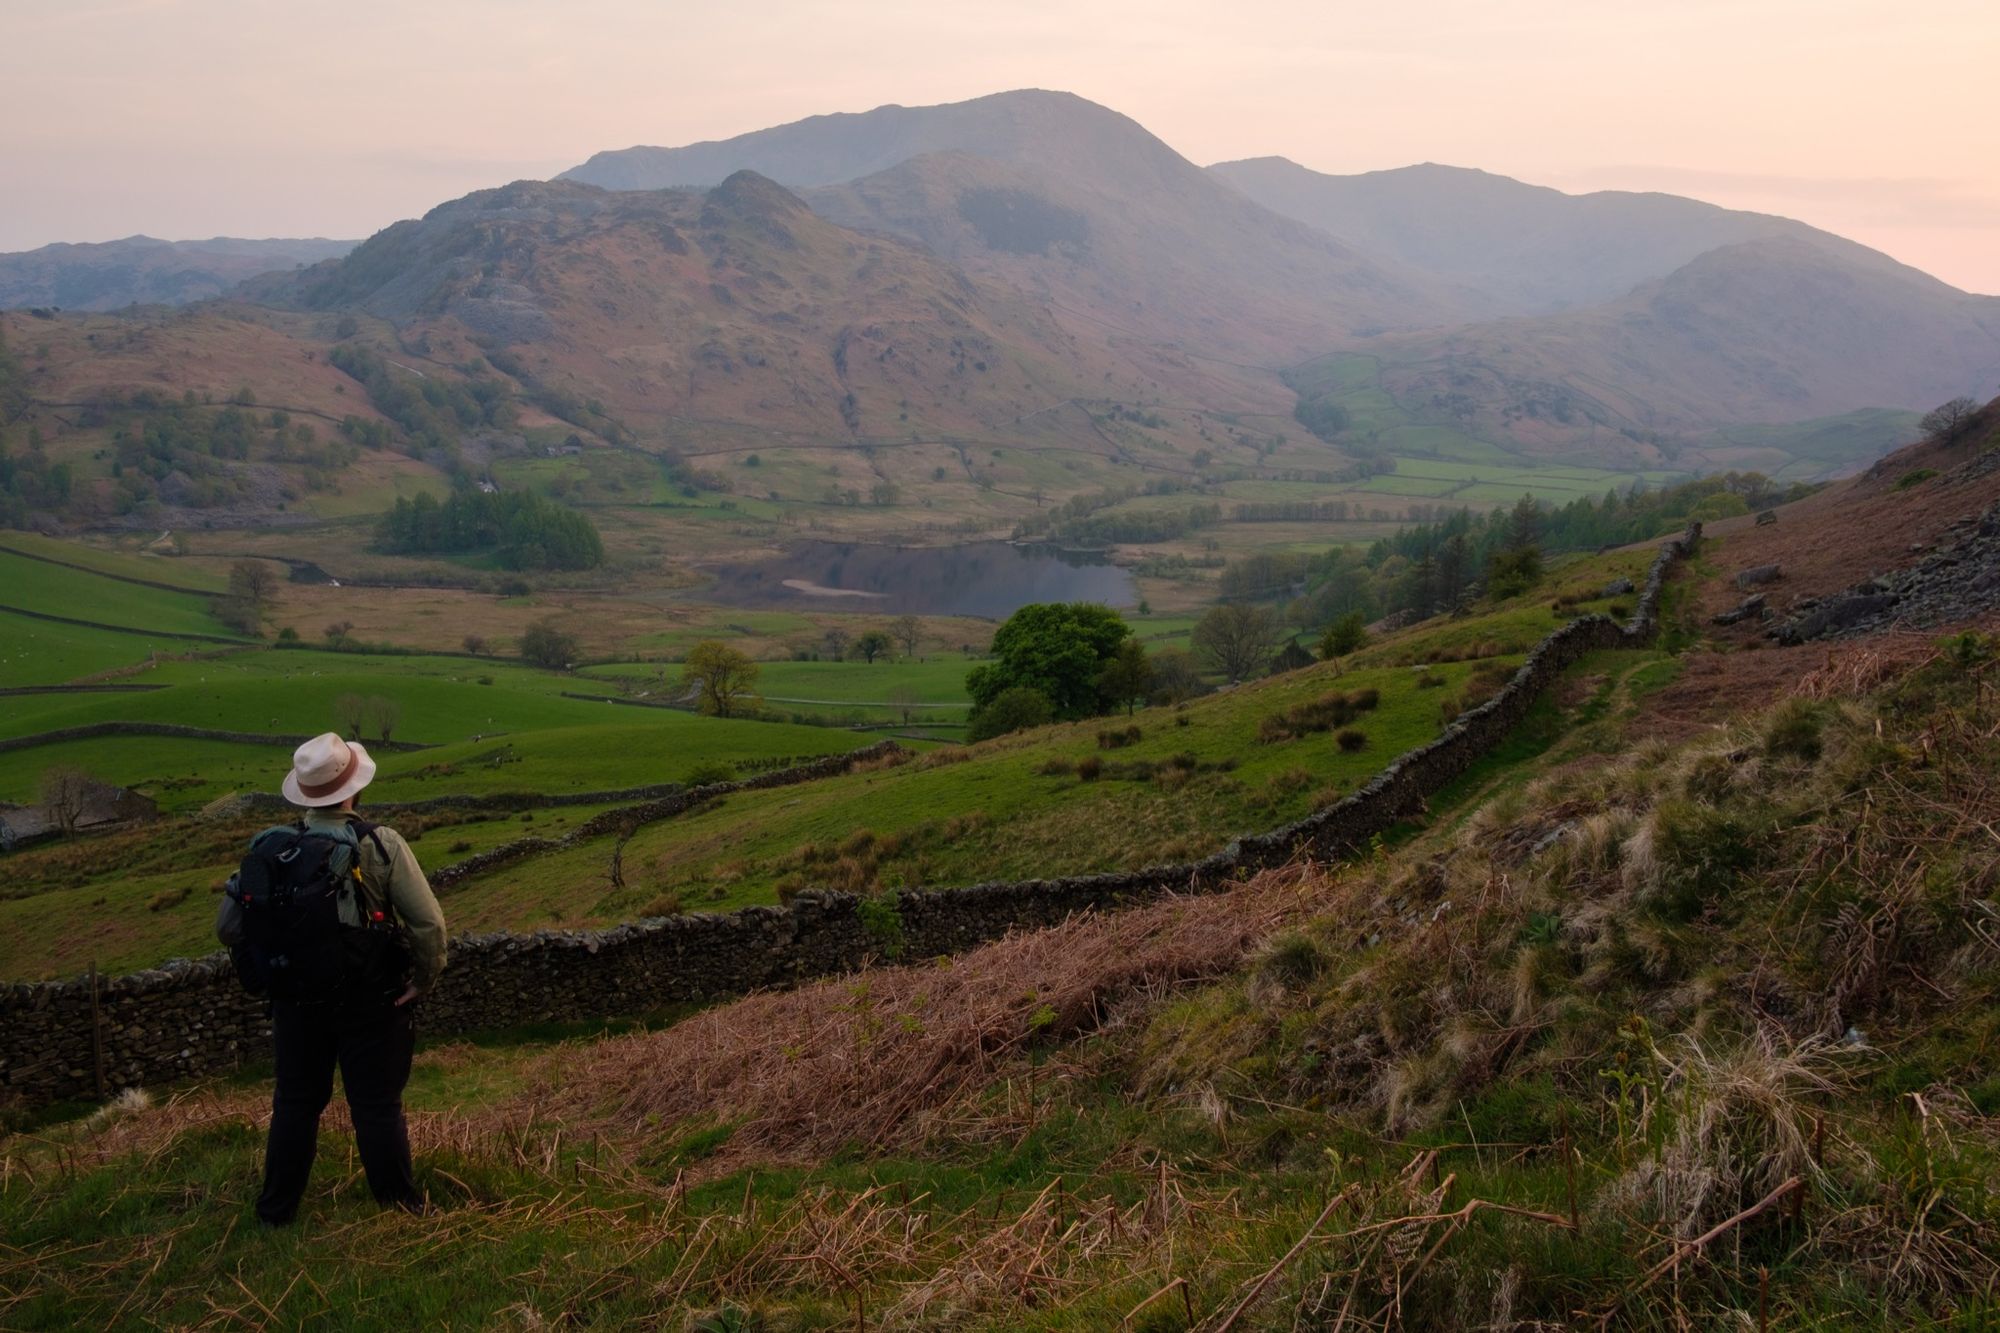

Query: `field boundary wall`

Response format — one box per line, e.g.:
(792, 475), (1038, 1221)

(0, 528), (1697, 1107)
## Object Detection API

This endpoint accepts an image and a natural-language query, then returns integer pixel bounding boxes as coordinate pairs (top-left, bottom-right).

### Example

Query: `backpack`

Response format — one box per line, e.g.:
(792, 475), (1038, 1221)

(227, 820), (410, 1005)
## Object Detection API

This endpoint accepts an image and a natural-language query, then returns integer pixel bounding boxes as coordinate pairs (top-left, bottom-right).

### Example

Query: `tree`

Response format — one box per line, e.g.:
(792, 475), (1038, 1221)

(1192, 603), (1282, 683)
(364, 695), (401, 744)
(965, 602), (1130, 720)
(854, 630), (892, 664)
(1504, 493), (1542, 552)
(324, 620), (354, 646)
(889, 614), (923, 659)
(1148, 647), (1208, 704)
(680, 641), (761, 717)
(1317, 611), (1369, 660)
(966, 685), (1052, 742)
(1097, 640), (1155, 716)
(1486, 545), (1543, 600)
(332, 692), (369, 740)
(1436, 534), (1472, 609)
(821, 628), (851, 661)
(38, 765), (94, 835)
(887, 686), (920, 725)
(520, 619), (580, 670)
(462, 634), (486, 655)
(228, 559), (277, 608)
(1920, 396), (1980, 442)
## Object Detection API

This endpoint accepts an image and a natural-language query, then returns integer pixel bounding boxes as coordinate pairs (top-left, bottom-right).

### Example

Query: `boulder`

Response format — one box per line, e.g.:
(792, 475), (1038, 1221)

(1712, 593), (1766, 626)
(1735, 563), (1783, 590)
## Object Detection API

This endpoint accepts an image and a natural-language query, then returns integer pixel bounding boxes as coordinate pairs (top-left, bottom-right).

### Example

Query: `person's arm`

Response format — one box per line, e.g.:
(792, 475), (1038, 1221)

(378, 829), (447, 993)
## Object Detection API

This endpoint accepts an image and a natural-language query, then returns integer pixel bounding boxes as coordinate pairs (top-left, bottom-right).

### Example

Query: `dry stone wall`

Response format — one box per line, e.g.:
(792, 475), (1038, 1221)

(0, 528), (1697, 1108)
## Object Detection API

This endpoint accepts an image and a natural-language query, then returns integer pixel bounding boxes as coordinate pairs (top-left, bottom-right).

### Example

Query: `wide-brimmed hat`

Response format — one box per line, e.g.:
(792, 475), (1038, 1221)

(282, 732), (378, 807)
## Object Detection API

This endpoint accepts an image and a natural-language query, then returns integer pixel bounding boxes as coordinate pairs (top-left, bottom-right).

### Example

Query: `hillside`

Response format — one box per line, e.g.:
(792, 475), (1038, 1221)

(1208, 157), (1847, 315)
(0, 236), (355, 312)
(1288, 237), (2000, 474)
(8, 435), (2000, 1323)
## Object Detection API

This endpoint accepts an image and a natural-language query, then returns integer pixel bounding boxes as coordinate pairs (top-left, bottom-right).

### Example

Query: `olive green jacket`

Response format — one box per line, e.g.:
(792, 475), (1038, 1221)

(215, 810), (448, 992)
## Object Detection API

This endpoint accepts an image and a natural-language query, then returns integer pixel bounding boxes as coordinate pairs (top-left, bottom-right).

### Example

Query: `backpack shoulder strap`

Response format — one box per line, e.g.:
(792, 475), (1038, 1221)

(349, 817), (390, 863)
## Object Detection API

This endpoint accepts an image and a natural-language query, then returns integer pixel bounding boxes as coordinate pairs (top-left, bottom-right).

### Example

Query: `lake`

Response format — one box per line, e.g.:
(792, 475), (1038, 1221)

(703, 541), (1137, 618)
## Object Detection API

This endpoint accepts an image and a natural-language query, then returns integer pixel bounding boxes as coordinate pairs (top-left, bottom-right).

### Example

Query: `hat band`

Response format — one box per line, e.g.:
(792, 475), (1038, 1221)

(297, 746), (361, 799)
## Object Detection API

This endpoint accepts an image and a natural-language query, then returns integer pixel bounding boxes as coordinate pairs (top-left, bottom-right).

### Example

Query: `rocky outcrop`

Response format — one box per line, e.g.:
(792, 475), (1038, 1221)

(1775, 502), (2000, 644)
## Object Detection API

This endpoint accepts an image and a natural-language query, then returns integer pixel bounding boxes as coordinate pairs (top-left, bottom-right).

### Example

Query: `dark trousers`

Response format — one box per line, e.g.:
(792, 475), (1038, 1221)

(257, 1000), (419, 1225)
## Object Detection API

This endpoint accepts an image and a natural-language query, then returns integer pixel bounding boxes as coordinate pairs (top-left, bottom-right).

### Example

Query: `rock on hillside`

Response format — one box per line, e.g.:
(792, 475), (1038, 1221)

(0, 236), (356, 312)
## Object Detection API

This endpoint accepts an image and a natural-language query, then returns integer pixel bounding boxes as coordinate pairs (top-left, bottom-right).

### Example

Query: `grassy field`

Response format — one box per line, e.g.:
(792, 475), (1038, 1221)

(16, 594), (1985, 1328)
(0, 549), (230, 637)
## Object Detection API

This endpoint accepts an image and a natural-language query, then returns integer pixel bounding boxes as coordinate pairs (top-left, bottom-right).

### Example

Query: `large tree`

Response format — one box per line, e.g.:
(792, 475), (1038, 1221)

(965, 602), (1130, 721)
(1192, 603), (1282, 683)
(854, 630), (891, 664)
(680, 641), (761, 717)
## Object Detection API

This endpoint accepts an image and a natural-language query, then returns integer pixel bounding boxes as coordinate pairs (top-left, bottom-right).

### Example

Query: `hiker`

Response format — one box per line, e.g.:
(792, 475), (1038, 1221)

(215, 732), (448, 1226)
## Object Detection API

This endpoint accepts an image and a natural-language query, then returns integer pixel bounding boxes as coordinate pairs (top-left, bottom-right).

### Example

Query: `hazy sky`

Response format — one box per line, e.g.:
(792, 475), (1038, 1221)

(4, 0), (1997, 292)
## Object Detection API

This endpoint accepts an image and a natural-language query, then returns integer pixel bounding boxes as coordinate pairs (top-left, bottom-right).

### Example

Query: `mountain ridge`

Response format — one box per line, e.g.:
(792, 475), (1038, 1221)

(0, 235), (358, 312)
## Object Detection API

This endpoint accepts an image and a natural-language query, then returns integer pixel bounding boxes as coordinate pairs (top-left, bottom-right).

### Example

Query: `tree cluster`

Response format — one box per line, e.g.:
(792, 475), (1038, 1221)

(332, 692), (402, 743)
(328, 344), (515, 457)
(377, 487), (604, 571)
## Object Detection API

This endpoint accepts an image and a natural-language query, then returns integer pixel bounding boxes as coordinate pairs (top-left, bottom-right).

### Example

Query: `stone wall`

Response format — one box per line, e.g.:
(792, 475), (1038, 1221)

(0, 721), (432, 758)
(0, 528), (1697, 1108)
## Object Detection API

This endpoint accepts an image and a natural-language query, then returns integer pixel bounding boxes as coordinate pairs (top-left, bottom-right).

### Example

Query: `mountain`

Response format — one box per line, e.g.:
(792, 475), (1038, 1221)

(562, 90), (1474, 365)
(1288, 234), (2000, 473)
(1207, 158), (1870, 315)
(0, 236), (357, 312)
(276, 173), (1121, 442)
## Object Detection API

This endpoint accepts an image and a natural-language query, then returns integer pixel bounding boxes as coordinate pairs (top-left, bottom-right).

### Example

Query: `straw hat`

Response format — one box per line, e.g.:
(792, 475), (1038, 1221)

(282, 732), (378, 808)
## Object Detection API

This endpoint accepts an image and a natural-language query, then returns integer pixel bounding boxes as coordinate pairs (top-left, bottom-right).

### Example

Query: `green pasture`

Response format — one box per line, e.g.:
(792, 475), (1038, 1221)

(0, 611), (195, 687)
(0, 532), (225, 592)
(441, 651), (1508, 935)
(0, 550), (229, 637)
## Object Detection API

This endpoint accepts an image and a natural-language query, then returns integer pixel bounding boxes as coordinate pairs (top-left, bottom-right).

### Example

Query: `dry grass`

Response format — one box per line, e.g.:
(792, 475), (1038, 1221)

(549, 864), (1321, 1168)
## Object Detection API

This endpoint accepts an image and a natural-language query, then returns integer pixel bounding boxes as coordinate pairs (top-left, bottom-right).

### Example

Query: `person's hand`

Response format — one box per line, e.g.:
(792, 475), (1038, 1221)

(392, 981), (421, 1007)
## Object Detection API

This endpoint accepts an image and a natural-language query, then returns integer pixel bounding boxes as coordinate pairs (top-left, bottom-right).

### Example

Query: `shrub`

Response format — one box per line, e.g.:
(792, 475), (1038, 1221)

(1075, 756), (1103, 781)
(1644, 799), (1758, 921)
(967, 685), (1054, 742)
(1039, 756), (1075, 776)
(838, 827), (877, 858)
(1336, 728), (1369, 752)
(1096, 726), (1143, 750)
(1257, 930), (1329, 986)
(1415, 669), (1446, 689)
(147, 886), (192, 913)
(774, 874), (806, 904)
(639, 891), (684, 918)
(447, 839), (473, 854)
(1175, 713), (1191, 728)
(1763, 698), (1824, 762)
(857, 890), (905, 958)
(684, 761), (736, 788)
(1260, 689), (1379, 742)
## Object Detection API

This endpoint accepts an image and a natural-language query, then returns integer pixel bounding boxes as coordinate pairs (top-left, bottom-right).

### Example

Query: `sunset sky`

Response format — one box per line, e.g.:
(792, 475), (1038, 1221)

(3, 0), (1996, 292)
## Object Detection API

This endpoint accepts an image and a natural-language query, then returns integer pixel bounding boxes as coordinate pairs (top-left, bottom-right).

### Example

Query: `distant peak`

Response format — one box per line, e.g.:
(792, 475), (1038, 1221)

(707, 170), (809, 214)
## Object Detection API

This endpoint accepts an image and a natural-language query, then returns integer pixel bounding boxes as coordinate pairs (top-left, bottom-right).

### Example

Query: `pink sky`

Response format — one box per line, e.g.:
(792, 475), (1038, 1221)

(3, 0), (1996, 293)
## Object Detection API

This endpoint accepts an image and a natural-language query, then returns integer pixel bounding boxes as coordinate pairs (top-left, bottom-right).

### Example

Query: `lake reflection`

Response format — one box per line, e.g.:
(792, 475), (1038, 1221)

(704, 541), (1137, 618)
